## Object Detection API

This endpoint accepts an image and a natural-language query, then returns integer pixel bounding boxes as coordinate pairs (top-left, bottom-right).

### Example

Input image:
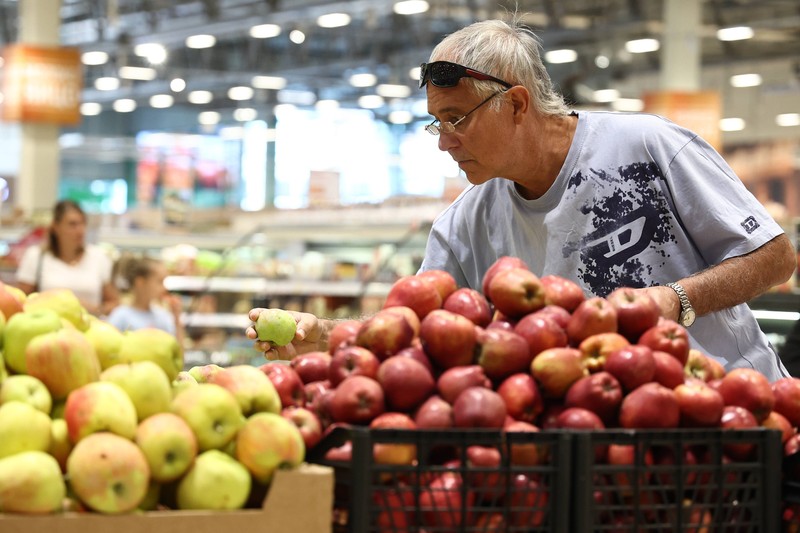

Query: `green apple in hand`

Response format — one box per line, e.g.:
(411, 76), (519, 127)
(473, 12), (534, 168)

(177, 449), (251, 510)
(135, 412), (198, 483)
(0, 401), (52, 459)
(255, 309), (297, 346)
(0, 451), (66, 514)
(0, 374), (53, 414)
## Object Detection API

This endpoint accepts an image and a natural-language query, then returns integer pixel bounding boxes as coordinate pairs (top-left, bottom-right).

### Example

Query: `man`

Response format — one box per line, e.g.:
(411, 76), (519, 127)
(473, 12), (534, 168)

(248, 18), (795, 381)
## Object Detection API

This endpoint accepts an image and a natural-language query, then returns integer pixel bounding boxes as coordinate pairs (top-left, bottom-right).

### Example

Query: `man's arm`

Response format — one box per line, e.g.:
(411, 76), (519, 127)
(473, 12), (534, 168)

(642, 233), (797, 321)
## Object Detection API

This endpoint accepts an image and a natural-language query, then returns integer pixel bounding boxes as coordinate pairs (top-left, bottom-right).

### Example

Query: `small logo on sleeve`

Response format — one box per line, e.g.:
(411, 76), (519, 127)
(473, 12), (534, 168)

(741, 216), (759, 234)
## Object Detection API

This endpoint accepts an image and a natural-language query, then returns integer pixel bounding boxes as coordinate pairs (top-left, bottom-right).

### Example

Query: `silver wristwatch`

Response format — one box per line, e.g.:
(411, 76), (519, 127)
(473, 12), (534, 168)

(666, 282), (696, 327)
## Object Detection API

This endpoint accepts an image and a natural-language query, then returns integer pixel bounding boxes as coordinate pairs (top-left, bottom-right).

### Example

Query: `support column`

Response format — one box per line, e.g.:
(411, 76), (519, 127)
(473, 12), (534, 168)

(16, 0), (62, 219)
(659, 0), (701, 91)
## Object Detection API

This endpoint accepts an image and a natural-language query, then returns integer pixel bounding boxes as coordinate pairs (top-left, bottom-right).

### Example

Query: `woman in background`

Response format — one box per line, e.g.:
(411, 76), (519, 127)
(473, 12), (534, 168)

(15, 199), (119, 316)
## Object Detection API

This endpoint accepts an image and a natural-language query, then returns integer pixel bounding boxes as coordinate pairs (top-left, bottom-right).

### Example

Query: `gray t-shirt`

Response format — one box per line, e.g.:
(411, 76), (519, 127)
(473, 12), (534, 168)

(420, 110), (788, 381)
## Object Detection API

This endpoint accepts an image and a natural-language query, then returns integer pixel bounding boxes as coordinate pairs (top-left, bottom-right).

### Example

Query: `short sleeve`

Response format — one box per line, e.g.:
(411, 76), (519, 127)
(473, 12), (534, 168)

(15, 246), (42, 286)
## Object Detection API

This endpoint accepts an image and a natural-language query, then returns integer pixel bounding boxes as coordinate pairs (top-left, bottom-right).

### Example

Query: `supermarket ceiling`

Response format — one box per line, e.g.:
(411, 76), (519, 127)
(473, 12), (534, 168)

(0, 0), (799, 141)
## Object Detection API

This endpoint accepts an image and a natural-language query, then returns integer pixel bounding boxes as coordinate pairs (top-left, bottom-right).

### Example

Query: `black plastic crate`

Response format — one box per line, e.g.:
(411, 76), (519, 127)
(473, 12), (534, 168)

(309, 426), (573, 533)
(571, 428), (782, 532)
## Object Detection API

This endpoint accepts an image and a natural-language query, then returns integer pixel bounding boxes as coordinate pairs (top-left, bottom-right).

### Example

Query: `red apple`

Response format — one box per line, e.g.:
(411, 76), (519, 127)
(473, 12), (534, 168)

(530, 347), (587, 398)
(465, 445), (504, 497)
(329, 375), (385, 425)
(326, 319), (362, 353)
(259, 362), (306, 408)
(564, 371), (623, 425)
(506, 474), (548, 528)
(514, 313), (568, 359)
(419, 309), (477, 369)
(377, 355), (436, 413)
(651, 350), (686, 389)
(577, 332), (630, 373)
(540, 274), (585, 312)
(393, 340), (434, 374)
(539, 403), (567, 430)
(771, 377), (800, 427)
(307, 387), (335, 429)
(606, 287), (660, 342)
(719, 405), (759, 460)
(452, 387), (507, 428)
(437, 365), (491, 404)
(373, 484), (414, 533)
(717, 368), (774, 422)
(555, 407), (607, 461)
(289, 351), (332, 384)
(566, 297), (618, 345)
(443, 287), (492, 327)
(496, 373), (543, 424)
(531, 304), (572, 329)
(382, 306), (422, 338)
(481, 256), (529, 300)
(303, 380), (331, 407)
(604, 344), (656, 392)
(370, 412), (417, 465)
(383, 275), (442, 320)
(419, 472), (473, 529)
(761, 410), (794, 444)
(324, 440), (352, 462)
(606, 443), (654, 494)
(637, 320), (690, 365)
(417, 269), (458, 303)
(355, 308), (415, 360)
(328, 345), (380, 387)
(486, 318), (515, 332)
(281, 406), (323, 450)
(504, 419), (543, 466)
(414, 395), (454, 429)
(475, 327), (531, 381)
(683, 349), (723, 382)
(674, 378), (725, 427)
(619, 382), (680, 429)
(487, 267), (546, 319)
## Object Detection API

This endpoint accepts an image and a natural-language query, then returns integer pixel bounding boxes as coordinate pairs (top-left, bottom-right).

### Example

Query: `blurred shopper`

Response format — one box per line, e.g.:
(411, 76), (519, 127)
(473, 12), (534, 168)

(107, 255), (184, 346)
(245, 18), (795, 381)
(16, 199), (119, 316)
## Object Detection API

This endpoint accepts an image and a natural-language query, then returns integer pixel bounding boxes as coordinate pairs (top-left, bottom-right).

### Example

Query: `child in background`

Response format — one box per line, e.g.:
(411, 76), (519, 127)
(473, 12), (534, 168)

(107, 255), (184, 346)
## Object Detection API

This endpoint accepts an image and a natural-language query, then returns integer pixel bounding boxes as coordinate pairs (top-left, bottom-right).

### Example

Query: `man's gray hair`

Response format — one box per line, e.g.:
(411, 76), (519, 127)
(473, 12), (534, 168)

(429, 18), (570, 116)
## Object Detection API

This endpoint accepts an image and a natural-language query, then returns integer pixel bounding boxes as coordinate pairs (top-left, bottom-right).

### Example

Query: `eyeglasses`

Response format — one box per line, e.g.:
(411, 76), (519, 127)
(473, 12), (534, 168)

(419, 61), (513, 90)
(425, 90), (506, 136)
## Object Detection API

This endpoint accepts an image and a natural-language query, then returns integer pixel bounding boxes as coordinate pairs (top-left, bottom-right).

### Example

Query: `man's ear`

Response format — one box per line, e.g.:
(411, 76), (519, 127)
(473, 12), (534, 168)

(507, 85), (531, 122)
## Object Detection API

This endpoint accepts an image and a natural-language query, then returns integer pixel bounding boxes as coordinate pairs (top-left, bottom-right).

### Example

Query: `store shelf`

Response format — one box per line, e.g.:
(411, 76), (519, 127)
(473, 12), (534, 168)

(165, 276), (393, 298)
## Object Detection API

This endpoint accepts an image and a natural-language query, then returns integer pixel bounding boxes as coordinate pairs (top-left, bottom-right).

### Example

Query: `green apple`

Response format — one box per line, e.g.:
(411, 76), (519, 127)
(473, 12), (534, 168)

(2, 307), (63, 374)
(171, 383), (244, 451)
(25, 328), (102, 400)
(47, 418), (72, 473)
(0, 280), (25, 323)
(0, 352), (7, 384)
(84, 318), (125, 370)
(236, 411), (305, 484)
(255, 309), (297, 346)
(118, 328), (183, 381)
(64, 381), (138, 442)
(176, 449), (251, 510)
(187, 363), (224, 384)
(67, 432), (150, 514)
(208, 364), (281, 416)
(0, 374), (52, 414)
(0, 450), (66, 514)
(138, 481), (161, 511)
(172, 370), (198, 397)
(24, 288), (90, 331)
(0, 401), (52, 459)
(135, 412), (198, 483)
(101, 361), (172, 421)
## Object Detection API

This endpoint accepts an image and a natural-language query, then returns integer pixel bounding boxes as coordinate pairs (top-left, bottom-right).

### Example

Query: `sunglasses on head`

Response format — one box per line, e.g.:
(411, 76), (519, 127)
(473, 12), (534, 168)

(419, 61), (513, 90)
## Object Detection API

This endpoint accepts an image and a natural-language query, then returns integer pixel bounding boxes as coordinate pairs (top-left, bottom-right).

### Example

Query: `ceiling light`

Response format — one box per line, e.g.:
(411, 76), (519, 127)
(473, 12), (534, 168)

(289, 30), (305, 44)
(81, 51), (108, 65)
(389, 110), (413, 124)
(544, 49), (578, 64)
(717, 26), (754, 41)
(80, 102), (102, 116)
(198, 111), (221, 125)
(113, 99), (137, 113)
(611, 98), (644, 112)
(59, 133), (84, 148)
(188, 90), (213, 104)
(94, 77), (120, 91)
(358, 95), (384, 109)
(594, 55), (610, 69)
(228, 86), (254, 100)
(186, 34), (216, 49)
(720, 117), (745, 132)
(315, 99), (340, 112)
(625, 38), (660, 53)
(593, 89), (620, 103)
(150, 94), (174, 108)
(394, 1), (429, 15)
(377, 84), (411, 98)
(350, 73), (377, 87)
(776, 113), (800, 127)
(250, 23), (281, 39)
(119, 66), (157, 81)
(170, 78), (186, 92)
(317, 13), (351, 28)
(730, 73), (762, 87)
(277, 89), (316, 106)
(252, 76), (287, 90)
(133, 43), (167, 64)
(234, 108), (257, 122)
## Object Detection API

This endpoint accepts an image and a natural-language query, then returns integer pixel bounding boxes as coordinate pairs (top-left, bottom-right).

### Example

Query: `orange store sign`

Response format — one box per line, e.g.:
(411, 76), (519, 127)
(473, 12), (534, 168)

(1, 44), (83, 126)
(643, 91), (721, 151)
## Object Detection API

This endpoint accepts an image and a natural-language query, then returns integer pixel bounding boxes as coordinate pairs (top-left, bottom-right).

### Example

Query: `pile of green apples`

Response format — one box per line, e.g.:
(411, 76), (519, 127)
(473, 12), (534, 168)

(0, 282), (305, 515)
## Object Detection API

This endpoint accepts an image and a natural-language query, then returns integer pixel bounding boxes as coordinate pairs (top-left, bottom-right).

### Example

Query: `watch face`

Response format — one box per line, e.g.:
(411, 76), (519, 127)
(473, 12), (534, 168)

(681, 309), (696, 327)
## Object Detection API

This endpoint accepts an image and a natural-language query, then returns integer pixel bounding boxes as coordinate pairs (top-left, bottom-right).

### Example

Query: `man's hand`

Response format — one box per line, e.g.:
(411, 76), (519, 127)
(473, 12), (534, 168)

(245, 308), (327, 361)
(637, 285), (681, 322)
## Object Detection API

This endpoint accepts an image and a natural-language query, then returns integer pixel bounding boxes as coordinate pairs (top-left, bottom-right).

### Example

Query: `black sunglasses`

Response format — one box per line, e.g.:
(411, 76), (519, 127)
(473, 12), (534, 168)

(419, 61), (513, 90)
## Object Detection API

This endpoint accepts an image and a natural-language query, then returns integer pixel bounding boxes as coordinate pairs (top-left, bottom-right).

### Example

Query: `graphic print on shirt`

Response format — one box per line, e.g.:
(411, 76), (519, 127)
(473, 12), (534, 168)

(563, 162), (676, 296)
